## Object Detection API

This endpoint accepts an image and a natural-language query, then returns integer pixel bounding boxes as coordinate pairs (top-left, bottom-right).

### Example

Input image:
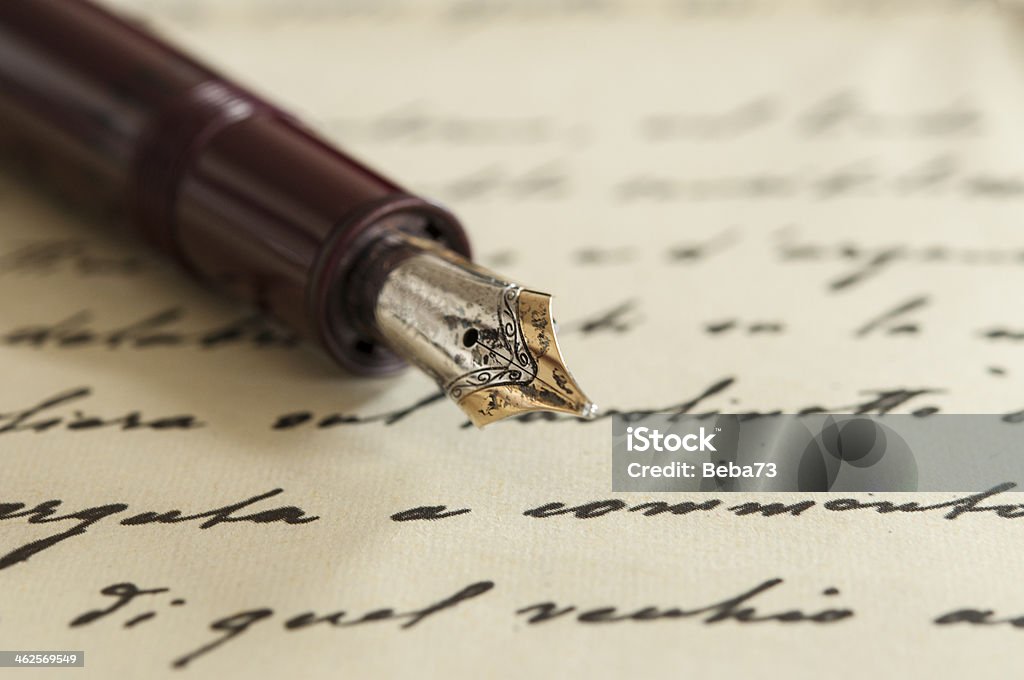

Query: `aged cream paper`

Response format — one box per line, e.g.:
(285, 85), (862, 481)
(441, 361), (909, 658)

(3, 0), (1024, 676)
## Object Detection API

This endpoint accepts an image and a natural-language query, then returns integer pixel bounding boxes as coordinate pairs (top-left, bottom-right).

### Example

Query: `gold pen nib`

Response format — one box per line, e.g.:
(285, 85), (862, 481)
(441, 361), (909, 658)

(370, 235), (597, 427)
(452, 290), (598, 427)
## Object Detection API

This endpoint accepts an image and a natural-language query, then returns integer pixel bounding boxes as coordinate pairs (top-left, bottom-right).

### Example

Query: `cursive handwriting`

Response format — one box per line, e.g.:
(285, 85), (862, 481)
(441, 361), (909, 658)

(67, 579), (495, 668)
(0, 489), (318, 570)
(518, 578), (851, 625)
(520, 483), (1024, 522)
(0, 387), (202, 435)
(3, 308), (297, 350)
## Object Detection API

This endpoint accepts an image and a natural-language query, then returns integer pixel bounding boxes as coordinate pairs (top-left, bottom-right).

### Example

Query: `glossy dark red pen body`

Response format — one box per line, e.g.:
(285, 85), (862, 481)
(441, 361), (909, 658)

(0, 0), (596, 426)
(0, 0), (469, 373)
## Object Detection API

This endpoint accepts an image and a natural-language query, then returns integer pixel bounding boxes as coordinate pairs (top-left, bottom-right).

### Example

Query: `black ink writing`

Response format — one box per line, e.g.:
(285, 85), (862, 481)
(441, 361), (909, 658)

(0, 387), (202, 435)
(0, 489), (318, 570)
(517, 579), (852, 626)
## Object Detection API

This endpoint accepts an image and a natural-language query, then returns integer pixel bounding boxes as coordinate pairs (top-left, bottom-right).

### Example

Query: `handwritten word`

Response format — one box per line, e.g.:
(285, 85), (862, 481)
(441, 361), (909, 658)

(854, 296), (926, 337)
(390, 505), (472, 521)
(776, 230), (1024, 292)
(642, 93), (979, 141)
(522, 483), (1024, 522)
(417, 162), (568, 202)
(0, 387), (202, 435)
(561, 300), (641, 335)
(705, 319), (785, 335)
(518, 578), (852, 625)
(616, 158), (1024, 203)
(935, 607), (1024, 628)
(328, 104), (560, 145)
(0, 239), (153, 277)
(0, 489), (318, 571)
(3, 309), (297, 350)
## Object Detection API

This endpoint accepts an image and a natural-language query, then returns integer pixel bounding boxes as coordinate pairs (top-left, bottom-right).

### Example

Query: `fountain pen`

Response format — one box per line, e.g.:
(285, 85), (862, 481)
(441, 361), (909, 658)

(0, 0), (597, 426)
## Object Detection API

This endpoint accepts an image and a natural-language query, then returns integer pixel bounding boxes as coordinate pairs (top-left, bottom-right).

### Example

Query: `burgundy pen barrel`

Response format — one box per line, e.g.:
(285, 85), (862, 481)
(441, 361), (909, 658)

(0, 0), (470, 374)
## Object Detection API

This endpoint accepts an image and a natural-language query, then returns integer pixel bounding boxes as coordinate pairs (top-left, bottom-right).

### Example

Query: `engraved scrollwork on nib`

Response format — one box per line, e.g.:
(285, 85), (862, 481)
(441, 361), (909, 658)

(451, 288), (597, 427)
(444, 286), (538, 402)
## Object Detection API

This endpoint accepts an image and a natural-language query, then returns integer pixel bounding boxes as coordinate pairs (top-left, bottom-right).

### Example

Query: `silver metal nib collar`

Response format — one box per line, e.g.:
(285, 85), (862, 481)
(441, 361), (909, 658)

(372, 237), (596, 426)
